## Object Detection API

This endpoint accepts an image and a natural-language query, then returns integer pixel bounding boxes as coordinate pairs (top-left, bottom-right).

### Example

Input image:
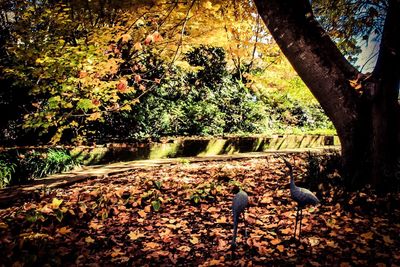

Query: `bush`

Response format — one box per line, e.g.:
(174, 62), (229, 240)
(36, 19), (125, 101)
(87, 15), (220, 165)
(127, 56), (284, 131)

(0, 156), (16, 188)
(86, 46), (270, 142)
(0, 149), (81, 187)
(260, 90), (334, 132)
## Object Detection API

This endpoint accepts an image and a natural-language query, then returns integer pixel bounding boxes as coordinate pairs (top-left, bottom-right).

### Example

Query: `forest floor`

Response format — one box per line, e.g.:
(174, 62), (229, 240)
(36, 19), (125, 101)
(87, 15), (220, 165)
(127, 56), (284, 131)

(0, 153), (399, 266)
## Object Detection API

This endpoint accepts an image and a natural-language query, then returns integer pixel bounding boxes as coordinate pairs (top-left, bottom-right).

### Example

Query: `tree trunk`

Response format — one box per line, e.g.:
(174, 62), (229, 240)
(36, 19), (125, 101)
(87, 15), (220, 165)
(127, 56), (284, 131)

(253, 0), (400, 190)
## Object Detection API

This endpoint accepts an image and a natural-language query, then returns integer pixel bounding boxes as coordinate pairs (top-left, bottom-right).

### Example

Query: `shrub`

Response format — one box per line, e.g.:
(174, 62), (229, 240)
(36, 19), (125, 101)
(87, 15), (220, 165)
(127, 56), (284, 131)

(38, 149), (81, 177)
(0, 156), (16, 188)
(0, 149), (81, 187)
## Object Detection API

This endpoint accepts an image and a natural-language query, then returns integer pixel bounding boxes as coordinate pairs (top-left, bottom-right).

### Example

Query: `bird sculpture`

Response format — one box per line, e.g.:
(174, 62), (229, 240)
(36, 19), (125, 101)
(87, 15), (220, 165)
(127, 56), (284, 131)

(283, 158), (319, 239)
(231, 187), (249, 249)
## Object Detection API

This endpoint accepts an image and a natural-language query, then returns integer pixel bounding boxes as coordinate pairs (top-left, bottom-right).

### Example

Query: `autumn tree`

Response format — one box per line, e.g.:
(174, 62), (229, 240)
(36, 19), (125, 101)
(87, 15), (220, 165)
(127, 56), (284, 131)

(0, 0), (284, 143)
(253, 0), (400, 190)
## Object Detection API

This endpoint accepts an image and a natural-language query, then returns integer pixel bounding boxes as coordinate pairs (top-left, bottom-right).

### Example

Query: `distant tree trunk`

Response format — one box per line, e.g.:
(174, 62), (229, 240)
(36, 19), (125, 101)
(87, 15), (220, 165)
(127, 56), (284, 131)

(254, 0), (400, 190)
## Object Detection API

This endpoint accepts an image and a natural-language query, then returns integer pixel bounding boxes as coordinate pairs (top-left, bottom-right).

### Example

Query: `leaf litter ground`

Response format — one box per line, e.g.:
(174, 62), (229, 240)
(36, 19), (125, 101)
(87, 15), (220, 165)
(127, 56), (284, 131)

(1, 153), (399, 266)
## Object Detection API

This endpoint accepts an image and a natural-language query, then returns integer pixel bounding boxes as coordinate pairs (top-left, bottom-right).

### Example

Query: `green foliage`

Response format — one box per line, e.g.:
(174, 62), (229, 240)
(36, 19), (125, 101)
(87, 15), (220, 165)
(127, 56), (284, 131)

(259, 76), (334, 133)
(0, 156), (16, 188)
(37, 149), (81, 177)
(0, 149), (81, 187)
(0, 0), (335, 145)
(189, 182), (220, 205)
(313, 0), (387, 63)
(185, 46), (228, 87)
(89, 46), (271, 141)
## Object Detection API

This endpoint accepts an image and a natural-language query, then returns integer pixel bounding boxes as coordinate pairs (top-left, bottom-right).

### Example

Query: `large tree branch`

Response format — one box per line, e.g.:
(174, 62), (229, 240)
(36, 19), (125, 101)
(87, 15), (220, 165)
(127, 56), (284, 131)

(253, 0), (361, 139)
(373, 0), (399, 84)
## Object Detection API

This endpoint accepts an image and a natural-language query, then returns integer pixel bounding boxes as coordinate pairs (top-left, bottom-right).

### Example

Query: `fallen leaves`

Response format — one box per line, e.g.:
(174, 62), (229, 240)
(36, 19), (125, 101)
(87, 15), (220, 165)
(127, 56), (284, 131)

(138, 210), (147, 218)
(128, 230), (145, 241)
(190, 236), (199, 245)
(89, 220), (104, 230)
(383, 235), (394, 244)
(361, 231), (374, 240)
(270, 238), (281, 245)
(276, 244), (285, 252)
(0, 155), (399, 266)
(85, 236), (95, 244)
(57, 226), (72, 235)
(51, 198), (63, 209)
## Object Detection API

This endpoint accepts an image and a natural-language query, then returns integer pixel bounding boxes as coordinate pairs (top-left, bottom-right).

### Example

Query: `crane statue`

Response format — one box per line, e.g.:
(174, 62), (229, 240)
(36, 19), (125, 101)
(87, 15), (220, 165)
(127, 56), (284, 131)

(231, 187), (249, 249)
(283, 158), (319, 239)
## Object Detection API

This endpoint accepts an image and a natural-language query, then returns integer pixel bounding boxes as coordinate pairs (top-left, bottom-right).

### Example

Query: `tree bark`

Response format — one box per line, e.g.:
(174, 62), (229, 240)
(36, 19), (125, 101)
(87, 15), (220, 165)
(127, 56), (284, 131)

(253, 0), (400, 190)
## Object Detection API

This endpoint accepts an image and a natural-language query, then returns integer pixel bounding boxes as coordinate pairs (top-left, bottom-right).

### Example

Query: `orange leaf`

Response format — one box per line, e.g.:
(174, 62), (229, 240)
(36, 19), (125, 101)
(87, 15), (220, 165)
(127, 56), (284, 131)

(276, 245), (284, 252)
(40, 205), (53, 214)
(144, 242), (161, 250)
(217, 239), (228, 251)
(128, 230), (145, 241)
(85, 236), (95, 244)
(111, 248), (125, 257)
(152, 31), (163, 42)
(207, 207), (220, 213)
(216, 216), (227, 224)
(89, 221), (103, 230)
(177, 245), (191, 252)
(190, 236), (199, 245)
(144, 205), (151, 213)
(57, 227), (72, 235)
(121, 33), (131, 43)
(134, 42), (142, 51)
(118, 79), (129, 90)
(144, 34), (153, 45)
(308, 237), (320, 246)
(344, 227), (352, 232)
(78, 70), (88, 78)
(260, 196), (273, 204)
(134, 74), (142, 83)
(383, 235), (394, 244)
(326, 240), (338, 248)
(270, 238), (281, 245)
(361, 231), (374, 240)
(138, 210), (147, 218)
(159, 228), (171, 237)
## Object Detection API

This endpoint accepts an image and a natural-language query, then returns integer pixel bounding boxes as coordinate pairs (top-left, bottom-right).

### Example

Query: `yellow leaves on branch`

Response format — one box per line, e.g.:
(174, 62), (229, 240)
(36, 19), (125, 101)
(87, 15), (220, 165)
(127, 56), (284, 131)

(117, 79), (128, 92)
(152, 31), (163, 43)
(134, 42), (143, 51)
(88, 112), (102, 121)
(134, 75), (142, 83)
(121, 33), (132, 43)
(144, 31), (163, 45)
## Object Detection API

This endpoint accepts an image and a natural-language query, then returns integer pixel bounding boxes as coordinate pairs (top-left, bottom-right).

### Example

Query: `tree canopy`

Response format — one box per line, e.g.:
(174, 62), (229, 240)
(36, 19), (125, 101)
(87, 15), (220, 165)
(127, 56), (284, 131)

(0, 0), (333, 144)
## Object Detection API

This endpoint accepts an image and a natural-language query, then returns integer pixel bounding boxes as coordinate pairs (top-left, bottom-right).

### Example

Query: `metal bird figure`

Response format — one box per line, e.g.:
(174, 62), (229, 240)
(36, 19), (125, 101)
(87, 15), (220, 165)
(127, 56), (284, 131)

(284, 159), (319, 239)
(231, 188), (249, 249)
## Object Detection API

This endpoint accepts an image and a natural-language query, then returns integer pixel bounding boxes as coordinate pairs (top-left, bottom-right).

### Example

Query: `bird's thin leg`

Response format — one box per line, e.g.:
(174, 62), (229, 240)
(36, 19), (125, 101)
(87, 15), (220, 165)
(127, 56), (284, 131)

(299, 208), (303, 239)
(294, 207), (299, 239)
(242, 212), (248, 239)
